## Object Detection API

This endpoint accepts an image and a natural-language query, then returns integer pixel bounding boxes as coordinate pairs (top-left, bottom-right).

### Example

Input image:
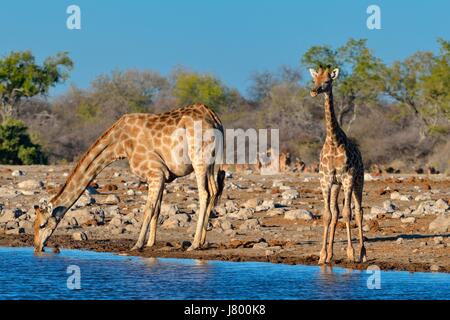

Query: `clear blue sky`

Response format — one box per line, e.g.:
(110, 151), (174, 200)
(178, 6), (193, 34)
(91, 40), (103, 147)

(1, 0), (449, 97)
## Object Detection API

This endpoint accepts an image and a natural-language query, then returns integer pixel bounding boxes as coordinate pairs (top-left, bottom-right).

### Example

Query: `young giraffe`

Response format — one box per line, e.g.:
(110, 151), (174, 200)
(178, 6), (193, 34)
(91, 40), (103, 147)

(309, 66), (367, 264)
(34, 104), (225, 253)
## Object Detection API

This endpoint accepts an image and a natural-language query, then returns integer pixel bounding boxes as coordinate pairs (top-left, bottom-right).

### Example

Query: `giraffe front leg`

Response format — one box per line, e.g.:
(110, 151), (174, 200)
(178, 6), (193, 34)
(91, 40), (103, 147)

(146, 186), (163, 248)
(326, 184), (341, 264)
(131, 171), (165, 251)
(319, 178), (332, 265)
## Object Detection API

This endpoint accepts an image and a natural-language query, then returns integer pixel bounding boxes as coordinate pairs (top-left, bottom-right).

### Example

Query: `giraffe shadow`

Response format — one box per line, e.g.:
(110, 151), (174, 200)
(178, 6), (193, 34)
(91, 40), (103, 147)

(366, 233), (450, 243)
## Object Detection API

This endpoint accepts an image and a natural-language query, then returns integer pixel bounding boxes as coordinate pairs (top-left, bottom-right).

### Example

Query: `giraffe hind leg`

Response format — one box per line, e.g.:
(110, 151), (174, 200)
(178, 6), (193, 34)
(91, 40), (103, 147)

(188, 164), (211, 251)
(353, 179), (367, 263)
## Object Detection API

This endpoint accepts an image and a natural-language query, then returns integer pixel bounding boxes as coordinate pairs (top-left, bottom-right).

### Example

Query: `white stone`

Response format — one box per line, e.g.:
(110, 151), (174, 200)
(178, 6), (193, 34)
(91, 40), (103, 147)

(11, 170), (25, 177)
(429, 215), (450, 233)
(104, 194), (120, 205)
(281, 189), (299, 200)
(161, 204), (179, 216)
(401, 217), (416, 224)
(238, 218), (261, 231)
(284, 209), (313, 221)
(17, 179), (43, 190)
(72, 231), (88, 241)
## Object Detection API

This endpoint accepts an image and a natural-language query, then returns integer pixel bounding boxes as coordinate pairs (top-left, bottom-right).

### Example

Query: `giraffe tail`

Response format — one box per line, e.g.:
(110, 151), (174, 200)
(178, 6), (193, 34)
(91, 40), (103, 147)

(215, 165), (226, 206)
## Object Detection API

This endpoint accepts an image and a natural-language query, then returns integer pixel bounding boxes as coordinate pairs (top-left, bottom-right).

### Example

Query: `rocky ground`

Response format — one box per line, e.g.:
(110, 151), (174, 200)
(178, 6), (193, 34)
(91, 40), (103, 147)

(0, 164), (449, 273)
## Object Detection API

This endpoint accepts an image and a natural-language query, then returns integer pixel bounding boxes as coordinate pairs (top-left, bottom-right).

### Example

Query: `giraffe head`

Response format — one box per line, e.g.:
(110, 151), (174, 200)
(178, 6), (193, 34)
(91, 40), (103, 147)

(33, 202), (65, 253)
(309, 65), (339, 97)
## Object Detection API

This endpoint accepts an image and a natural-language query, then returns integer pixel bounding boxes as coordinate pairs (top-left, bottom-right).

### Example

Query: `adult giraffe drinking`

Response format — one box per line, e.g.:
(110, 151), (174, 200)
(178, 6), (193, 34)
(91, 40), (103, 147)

(33, 104), (225, 253)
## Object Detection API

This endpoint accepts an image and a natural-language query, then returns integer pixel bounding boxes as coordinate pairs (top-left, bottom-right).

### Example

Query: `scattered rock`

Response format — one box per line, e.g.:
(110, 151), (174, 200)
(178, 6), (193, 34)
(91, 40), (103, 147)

(434, 199), (449, 211)
(430, 265), (441, 272)
(17, 179), (43, 190)
(429, 215), (450, 233)
(66, 209), (93, 226)
(162, 213), (191, 229)
(415, 193), (432, 201)
(392, 211), (404, 219)
(104, 194), (120, 205)
(266, 208), (285, 217)
(75, 195), (95, 207)
(390, 191), (401, 200)
(382, 200), (397, 213)
(281, 189), (299, 200)
(5, 228), (25, 235)
(224, 200), (239, 213)
(72, 231), (88, 241)
(229, 208), (254, 220)
(216, 218), (233, 231)
(399, 195), (413, 201)
(161, 204), (179, 217)
(11, 170), (25, 177)
(433, 236), (444, 245)
(243, 198), (262, 209)
(401, 217), (416, 224)
(0, 210), (16, 224)
(284, 209), (313, 221)
(396, 238), (404, 244)
(253, 241), (269, 249)
(255, 200), (275, 212)
(370, 206), (388, 216)
(238, 218), (261, 231)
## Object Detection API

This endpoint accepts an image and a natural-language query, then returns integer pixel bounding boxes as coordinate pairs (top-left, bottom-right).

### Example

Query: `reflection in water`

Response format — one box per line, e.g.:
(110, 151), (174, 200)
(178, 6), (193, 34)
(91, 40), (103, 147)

(0, 247), (449, 300)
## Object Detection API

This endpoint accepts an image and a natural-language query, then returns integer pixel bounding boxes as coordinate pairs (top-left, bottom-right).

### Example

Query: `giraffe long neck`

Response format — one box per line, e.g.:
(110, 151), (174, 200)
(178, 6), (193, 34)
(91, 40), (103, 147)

(50, 119), (124, 212)
(324, 90), (343, 143)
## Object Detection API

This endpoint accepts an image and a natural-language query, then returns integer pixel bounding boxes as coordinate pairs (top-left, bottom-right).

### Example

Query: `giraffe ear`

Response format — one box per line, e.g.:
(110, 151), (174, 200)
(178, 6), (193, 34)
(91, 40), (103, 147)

(309, 68), (318, 78)
(330, 68), (340, 80)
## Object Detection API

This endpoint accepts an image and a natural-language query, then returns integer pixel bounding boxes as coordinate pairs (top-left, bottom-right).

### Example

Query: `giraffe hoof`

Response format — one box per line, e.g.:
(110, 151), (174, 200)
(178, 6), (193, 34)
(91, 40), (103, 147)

(187, 244), (199, 251)
(131, 245), (143, 252)
(347, 248), (355, 262)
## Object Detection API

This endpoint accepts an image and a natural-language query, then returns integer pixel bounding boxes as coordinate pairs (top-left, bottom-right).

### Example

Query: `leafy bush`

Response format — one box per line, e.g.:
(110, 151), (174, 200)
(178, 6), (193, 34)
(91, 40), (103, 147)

(0, 118), (46, 164)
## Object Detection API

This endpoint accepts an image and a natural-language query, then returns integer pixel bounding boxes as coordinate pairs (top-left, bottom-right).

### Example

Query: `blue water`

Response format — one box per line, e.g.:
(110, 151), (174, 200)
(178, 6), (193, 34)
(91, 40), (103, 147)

(0, 247), (448, 300)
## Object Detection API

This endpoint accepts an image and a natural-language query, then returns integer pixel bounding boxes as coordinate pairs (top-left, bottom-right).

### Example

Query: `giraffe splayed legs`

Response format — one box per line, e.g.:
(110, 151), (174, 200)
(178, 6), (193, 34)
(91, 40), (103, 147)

(34, 104), (225, 253)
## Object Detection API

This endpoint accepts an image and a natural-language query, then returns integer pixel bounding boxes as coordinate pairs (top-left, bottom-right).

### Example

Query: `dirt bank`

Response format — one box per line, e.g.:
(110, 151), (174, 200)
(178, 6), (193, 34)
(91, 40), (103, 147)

(0, 165), (449, 273)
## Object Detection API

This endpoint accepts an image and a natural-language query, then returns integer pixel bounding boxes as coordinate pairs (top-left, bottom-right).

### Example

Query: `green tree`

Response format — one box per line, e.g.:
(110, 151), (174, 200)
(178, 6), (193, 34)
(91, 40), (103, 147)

(302, 39), (385, 130)
(173, 71), (227, 112)
(383, 38), (450, 138)
(0, 51), (73, 122)
(0, 118), (46, 164)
